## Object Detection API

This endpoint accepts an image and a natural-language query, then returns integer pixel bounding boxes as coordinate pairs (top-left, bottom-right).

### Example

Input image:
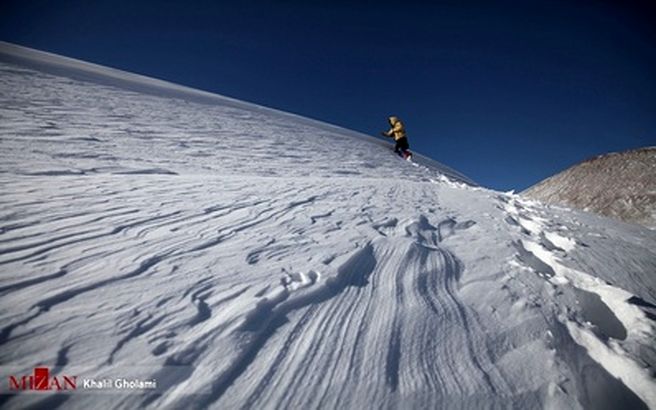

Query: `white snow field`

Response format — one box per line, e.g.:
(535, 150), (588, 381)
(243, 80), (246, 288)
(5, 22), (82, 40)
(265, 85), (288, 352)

(1, 42), (655, 409)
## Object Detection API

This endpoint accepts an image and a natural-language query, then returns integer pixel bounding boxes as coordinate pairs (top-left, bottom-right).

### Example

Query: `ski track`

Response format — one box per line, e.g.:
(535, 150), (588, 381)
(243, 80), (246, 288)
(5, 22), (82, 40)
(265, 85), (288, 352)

(1, 51), (656, 409)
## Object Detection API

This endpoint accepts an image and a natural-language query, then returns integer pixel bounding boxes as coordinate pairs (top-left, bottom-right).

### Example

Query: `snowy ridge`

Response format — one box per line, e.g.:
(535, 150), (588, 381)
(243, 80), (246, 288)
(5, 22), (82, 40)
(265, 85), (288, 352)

(0, 41), (474, 186)
(1, 43), (655, 409)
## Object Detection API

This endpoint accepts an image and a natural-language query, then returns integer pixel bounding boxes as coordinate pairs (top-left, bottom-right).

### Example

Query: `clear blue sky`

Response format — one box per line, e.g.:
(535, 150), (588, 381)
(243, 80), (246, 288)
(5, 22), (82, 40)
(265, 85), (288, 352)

(1, 0), (654, 190)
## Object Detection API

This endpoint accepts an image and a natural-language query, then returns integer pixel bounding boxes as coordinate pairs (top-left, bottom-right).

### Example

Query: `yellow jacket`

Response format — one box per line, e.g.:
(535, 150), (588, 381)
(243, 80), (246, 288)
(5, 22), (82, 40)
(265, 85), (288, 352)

(384, 116), (406, 141)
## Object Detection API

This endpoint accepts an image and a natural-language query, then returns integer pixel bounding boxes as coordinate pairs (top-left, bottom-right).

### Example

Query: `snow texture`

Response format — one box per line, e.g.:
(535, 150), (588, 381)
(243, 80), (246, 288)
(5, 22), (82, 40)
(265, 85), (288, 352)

(1, 42), (655, 409)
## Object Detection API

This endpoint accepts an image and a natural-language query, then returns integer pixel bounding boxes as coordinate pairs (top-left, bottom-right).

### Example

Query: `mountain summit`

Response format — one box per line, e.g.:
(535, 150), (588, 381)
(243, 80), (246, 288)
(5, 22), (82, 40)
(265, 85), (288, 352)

(1, 43), (655, 409)
(523, 147), (656, 229)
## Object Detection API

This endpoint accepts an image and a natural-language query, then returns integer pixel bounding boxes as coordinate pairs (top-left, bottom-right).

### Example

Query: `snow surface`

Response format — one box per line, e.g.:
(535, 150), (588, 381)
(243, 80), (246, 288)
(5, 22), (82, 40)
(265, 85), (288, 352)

(1, 42), (655, 409)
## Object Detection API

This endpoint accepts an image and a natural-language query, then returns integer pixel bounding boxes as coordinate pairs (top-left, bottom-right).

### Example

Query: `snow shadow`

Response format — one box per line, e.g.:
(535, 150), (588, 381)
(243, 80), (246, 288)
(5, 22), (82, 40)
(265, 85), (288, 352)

(512, 240), (556, 279)
(573, 287), (627, 340)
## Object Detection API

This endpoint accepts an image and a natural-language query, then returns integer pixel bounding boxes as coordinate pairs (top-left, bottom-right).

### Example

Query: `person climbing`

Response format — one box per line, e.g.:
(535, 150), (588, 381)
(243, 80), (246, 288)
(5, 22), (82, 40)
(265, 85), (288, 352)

(381, 116), (412, 160)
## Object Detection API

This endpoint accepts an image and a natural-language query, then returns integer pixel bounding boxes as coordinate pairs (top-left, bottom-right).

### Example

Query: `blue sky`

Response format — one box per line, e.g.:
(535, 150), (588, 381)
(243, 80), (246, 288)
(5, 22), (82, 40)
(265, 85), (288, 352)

(1, 0), (654, 190)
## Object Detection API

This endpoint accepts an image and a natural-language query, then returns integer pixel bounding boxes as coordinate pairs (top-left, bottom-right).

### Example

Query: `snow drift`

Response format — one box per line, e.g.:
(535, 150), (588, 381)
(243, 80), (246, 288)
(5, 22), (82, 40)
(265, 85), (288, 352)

(0, 42), (655, 410)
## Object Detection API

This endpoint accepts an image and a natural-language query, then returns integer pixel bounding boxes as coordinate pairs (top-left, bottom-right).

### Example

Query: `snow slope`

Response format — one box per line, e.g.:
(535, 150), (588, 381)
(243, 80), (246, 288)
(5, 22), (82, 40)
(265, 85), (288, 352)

(522, 147), (656, 229)
(1, 42), (655, 409)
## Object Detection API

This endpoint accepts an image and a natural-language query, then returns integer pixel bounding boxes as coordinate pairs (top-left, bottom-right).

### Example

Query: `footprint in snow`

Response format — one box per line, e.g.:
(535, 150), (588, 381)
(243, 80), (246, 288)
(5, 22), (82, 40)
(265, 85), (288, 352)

(280, 270), (321, 291)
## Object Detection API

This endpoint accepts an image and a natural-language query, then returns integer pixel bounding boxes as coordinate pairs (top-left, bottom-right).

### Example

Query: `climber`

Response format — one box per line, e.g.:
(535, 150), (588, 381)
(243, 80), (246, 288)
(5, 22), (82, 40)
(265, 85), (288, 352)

(381, 116), (412, 160)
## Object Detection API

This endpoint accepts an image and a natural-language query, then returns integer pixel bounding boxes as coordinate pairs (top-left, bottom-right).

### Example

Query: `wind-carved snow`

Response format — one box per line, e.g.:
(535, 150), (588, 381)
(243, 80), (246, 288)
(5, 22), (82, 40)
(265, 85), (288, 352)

(498, 195), (656, 407)
(1, 43), (655, 409)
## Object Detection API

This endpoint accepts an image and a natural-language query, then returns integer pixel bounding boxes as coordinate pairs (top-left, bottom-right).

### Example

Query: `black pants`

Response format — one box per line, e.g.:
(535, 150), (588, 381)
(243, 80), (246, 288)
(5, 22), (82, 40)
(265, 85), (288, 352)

(394, 137), (410, 154)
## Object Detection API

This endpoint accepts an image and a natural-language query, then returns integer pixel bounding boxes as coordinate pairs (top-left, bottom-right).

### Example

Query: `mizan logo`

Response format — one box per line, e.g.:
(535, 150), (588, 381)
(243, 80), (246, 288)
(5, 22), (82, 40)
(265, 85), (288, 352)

(8, 368), (77, 391)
